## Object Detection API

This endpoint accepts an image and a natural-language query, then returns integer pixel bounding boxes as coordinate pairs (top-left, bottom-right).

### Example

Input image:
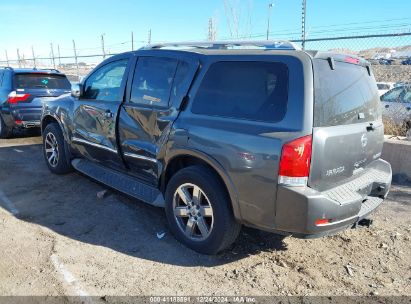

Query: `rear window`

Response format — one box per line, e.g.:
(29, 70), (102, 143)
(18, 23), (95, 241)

(313, 59), (381, 127)
(14, 74), (71, 90)
(192, 61), (289, 123)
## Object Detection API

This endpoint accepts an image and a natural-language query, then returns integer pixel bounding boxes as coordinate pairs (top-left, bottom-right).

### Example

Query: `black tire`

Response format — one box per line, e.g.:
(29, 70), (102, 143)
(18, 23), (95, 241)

(43, 123), (73, 174)
(0, 115), (13, 139)
(165, 165), (241, 254)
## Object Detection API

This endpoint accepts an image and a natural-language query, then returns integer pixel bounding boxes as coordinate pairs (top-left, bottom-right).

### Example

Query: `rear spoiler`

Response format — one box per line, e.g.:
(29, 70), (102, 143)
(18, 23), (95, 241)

(308, 51), (372, 75)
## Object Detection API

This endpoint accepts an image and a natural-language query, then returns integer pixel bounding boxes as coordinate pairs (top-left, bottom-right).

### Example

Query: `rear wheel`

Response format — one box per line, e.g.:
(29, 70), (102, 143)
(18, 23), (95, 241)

(43, 123), (72, 174)
(165, 166), (241, 254)
(0, 115), (12, 139)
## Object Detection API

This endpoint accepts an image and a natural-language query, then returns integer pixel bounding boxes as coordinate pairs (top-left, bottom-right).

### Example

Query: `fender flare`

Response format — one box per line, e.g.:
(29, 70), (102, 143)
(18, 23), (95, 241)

(163, 148), (243, 222)
(41, 112), (72, 165)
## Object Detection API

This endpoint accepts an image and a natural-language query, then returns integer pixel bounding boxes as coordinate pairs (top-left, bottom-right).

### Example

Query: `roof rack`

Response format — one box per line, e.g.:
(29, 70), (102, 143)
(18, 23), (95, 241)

(143, 40), (300, 51)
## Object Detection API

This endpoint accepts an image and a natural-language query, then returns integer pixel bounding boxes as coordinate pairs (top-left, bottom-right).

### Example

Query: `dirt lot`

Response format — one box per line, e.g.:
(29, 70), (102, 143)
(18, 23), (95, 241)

(0, 134), (410, 298)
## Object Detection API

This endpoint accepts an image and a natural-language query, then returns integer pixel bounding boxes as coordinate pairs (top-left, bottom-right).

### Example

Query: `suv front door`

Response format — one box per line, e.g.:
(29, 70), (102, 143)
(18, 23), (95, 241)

(118, 54), (198, 185)
(72, 56), (130, 169)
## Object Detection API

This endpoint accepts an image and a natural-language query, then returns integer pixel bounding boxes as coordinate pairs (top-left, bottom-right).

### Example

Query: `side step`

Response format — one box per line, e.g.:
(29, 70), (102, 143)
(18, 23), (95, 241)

(71, 158), (165, 207)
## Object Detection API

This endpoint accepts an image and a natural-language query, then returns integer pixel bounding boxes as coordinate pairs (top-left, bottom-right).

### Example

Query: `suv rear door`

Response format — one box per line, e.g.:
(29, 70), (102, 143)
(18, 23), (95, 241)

(118, 53), (199, 185)
(309, 57), (384, 192)
(72, 55), (131, 169)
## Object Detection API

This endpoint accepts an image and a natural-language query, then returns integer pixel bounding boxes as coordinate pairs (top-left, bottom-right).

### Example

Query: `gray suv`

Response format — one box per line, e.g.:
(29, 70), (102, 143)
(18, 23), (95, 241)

(40, 41), (392, 254)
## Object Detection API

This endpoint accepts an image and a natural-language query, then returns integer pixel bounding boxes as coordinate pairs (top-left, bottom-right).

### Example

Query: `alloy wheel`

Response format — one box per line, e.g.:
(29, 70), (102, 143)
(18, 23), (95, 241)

(173, 183), (214, 241)
(44, 132), (59, 167)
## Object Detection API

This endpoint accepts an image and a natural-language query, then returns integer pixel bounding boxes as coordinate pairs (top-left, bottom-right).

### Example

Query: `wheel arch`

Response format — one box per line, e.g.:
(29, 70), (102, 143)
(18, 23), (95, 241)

(41, 114), (68, 141)
(162, 149), (242, 222)
(41, 113), (73, 165)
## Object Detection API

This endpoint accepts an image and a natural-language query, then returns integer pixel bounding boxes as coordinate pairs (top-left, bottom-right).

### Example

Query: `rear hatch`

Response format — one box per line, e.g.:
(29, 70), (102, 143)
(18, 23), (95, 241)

(309, 54), (384, 192)
(12, 72), (71, 107)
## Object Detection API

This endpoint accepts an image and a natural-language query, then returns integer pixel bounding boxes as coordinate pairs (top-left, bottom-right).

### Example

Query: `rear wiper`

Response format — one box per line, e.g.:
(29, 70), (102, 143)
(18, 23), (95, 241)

(366, 123), (376, 131)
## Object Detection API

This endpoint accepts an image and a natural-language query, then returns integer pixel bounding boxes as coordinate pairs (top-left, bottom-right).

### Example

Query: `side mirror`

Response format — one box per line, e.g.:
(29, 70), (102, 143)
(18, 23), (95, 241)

(71, 83), (82, 98)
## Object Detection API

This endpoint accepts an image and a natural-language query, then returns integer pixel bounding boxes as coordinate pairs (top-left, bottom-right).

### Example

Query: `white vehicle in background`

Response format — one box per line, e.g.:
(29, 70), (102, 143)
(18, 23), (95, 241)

(376, 82), (395, 96)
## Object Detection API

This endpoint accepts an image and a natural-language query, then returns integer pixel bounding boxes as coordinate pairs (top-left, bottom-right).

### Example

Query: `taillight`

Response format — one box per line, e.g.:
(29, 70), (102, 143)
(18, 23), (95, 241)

(7, 91), (31, 103)
(278, 135), (312, 187)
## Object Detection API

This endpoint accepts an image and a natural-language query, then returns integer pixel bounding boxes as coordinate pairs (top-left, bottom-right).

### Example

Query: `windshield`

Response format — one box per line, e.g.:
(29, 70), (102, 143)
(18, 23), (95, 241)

(14, 73), (71, 90)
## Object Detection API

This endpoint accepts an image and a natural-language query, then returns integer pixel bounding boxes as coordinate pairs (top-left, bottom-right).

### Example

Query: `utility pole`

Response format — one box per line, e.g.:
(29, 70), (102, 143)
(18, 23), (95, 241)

(148, 29), (152, 44)
(301, 0), (307, 50)
(131, 31), (134, 51)
(208, 18), (217, 41)
(208, 18), (213, 41)
(50, 43), (56, 69)
(72, 40), (80, 80)
(266, 2), (274, 40)
(5, 50), (9, 67)
(57, 44), (61, 66)
(101, 34), (106, 59)
(17, 49), (21, 68)
(31, 46), (36, 68)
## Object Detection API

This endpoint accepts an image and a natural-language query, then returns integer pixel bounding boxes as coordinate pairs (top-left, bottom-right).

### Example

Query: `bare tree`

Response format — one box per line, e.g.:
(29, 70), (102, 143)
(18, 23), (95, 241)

(223, 0), (253, 39)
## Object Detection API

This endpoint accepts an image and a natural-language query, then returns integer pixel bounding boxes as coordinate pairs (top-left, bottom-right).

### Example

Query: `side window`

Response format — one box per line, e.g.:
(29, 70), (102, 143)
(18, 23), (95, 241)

(83, 59), (128, 101)
(130, 57), (178, 107)
(0, 71), (4, 87)
(192, 61), (289, 123)
(402, 89), (411, 103)
(381, 87), (403, 102)
(3, 71), (12, 89)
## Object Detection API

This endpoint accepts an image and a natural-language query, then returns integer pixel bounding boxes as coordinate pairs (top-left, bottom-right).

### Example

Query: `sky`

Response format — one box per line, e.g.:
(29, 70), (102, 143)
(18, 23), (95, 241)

(1, 0), (411, 63)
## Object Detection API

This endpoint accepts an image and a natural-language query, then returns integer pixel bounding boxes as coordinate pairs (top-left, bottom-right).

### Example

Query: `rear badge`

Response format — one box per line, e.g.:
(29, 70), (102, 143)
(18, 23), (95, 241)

(325, 166), (345, 177)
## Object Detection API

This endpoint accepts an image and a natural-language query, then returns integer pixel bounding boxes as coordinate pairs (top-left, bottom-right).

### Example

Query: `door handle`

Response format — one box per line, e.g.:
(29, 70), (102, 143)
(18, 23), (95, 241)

(385, 104), (389, 108)
(104, 110), (114, 118)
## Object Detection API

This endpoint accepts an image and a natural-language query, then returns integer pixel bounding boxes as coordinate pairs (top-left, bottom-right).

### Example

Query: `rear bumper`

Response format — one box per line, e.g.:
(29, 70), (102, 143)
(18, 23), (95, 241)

(273, 159), (392, 238)
(1, 106), (41, 129)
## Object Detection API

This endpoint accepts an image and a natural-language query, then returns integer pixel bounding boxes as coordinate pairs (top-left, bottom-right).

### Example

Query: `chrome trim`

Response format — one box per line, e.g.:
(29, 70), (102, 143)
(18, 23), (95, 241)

(72, 137), (117, 153)
(124, 152), (157, 163)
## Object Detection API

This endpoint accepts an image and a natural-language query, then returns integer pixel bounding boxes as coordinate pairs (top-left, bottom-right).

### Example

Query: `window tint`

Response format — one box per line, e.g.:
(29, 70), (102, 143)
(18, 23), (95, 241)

(83, 59), (128, 101)
(377, 83), (389, 90)
(402, 88), (411, 103)
(192, 61), (289, 122)
(170, 61), (189, 104)
(381, 87), (404, 102)
(2, 71), (11, 89)
(14, 74), (71, 90)
(314, 59), (381, 127)
(130, 57), (178, 107)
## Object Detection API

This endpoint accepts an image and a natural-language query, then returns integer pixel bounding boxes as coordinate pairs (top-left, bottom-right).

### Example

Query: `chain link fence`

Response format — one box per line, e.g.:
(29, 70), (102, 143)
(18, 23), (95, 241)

(1, 32), (411, 84)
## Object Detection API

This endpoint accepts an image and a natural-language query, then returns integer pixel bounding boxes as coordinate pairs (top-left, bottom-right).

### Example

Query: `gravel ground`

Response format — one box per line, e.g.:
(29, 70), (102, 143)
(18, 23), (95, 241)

(372, 65), (411, 83)
(0, 135), (410, 298)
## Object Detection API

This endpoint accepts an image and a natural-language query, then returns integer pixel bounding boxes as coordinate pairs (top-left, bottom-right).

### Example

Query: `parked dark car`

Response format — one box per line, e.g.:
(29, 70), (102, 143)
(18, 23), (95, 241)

(0, 67), (71, 138)
(401, 58), (411, 65)
(41, 41), (392, 254)
(378, 58), (393, 65)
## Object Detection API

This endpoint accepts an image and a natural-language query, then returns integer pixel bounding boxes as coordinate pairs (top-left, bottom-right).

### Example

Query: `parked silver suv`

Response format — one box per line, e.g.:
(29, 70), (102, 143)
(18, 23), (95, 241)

(41, 41), (392, 254)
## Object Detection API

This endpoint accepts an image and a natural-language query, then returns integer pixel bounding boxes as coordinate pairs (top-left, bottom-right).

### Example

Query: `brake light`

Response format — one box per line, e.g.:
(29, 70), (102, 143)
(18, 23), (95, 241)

(278, 135), (312, 187)
(7, 91), (31, 103)
(344, 56), (360, 65)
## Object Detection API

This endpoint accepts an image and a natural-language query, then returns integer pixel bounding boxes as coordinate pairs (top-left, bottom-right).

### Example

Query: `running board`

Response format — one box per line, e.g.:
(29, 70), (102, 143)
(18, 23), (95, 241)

(71, 158), (165, 207)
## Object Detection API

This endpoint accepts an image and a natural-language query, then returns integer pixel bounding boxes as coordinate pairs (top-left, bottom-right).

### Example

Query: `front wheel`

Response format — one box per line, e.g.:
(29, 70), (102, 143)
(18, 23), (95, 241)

(43, 123), (73, 174)
(165, 166), (241, 254)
